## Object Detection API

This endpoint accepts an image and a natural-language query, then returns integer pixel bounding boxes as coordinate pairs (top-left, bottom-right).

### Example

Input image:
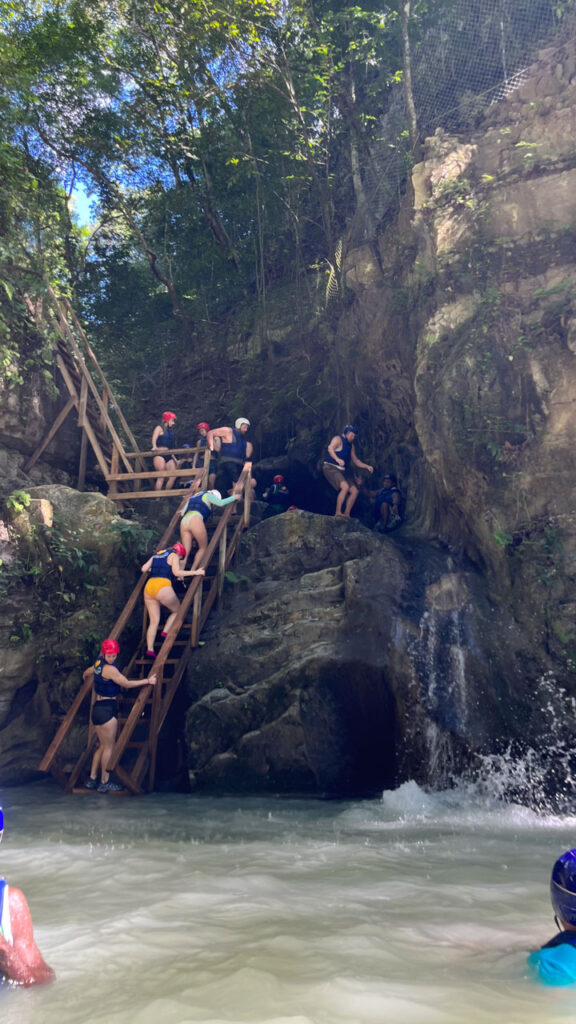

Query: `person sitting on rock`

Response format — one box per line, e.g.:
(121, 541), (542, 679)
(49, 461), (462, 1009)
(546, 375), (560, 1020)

(372, 474), (402, 532)
(0, 807), (56, 986)
(322, 424), (373, 518)
(528, 848), (576, 985)
(262, 475), (291, 517)
(207, 418), (256, 495)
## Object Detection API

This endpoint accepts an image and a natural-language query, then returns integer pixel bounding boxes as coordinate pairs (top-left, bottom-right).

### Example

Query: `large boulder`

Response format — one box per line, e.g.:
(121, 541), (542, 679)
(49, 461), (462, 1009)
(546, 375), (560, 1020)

(183, 511), (542, 797)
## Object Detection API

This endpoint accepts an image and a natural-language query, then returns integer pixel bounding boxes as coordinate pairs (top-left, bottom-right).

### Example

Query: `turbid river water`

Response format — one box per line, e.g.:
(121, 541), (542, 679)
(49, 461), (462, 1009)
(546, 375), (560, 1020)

(1, 778), (575, 1024)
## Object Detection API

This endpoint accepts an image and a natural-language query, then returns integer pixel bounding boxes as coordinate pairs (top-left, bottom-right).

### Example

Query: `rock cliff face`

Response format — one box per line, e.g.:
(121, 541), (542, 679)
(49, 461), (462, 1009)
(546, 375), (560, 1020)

(0, 486), (147, 783)
(340, 35), (576, 688)
(183, 512), (545, 797)
(2, 37), (576, 797)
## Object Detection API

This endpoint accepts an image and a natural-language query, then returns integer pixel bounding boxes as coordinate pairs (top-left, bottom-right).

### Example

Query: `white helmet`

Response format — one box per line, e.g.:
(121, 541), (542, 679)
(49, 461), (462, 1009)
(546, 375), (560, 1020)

(209, 489), (222, 500)
(235, 417), (250, 429)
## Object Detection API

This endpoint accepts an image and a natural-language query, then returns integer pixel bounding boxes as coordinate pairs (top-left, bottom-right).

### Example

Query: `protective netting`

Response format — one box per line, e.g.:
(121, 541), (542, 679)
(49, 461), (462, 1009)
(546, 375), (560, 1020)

(350, 0), (575, 243)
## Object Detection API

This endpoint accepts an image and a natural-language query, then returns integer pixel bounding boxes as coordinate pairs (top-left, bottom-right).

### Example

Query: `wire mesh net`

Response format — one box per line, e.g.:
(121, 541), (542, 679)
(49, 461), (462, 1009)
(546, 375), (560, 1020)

(349, 0), (574, 244)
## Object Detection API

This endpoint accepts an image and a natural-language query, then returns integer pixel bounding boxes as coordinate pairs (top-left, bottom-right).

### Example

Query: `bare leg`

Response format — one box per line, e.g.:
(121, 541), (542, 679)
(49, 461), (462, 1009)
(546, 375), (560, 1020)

(342, 484), (359, 517)
(165, 458), (177, 490)
(144, 593), (162, 651)
(153, 455), (166, 491)
(158, 587), (181, 639)
(335, 481), (350, 516)
(89, 744), (102, 782)
(94, 718), (118, 784)
(188, 519), (208, 573)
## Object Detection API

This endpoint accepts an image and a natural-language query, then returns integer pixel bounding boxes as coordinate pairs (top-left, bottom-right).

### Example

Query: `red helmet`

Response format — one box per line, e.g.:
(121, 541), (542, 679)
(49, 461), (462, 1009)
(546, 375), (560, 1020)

(162, 411), (177, 423)
(273, 474), (284, 484)
(172, 543), (186, 557)
(197, 422), (210, 431)
(101, 638), (120, 656)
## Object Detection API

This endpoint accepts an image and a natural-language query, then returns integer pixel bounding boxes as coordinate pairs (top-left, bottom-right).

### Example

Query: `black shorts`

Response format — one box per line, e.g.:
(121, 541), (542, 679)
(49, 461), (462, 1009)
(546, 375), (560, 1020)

(91, 699), (118, 726)
(216, 460), (243, 493)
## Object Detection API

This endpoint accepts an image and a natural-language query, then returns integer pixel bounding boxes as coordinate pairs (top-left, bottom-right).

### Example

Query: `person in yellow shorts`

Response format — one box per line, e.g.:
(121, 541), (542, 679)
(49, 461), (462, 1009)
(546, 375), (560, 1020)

(141, 543), (198, 657)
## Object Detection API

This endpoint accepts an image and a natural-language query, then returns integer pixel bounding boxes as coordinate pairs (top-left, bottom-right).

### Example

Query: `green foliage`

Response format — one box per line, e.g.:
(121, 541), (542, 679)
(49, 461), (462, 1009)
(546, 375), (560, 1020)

(6, 489), (31, 514)
(224, 569), (251, 585)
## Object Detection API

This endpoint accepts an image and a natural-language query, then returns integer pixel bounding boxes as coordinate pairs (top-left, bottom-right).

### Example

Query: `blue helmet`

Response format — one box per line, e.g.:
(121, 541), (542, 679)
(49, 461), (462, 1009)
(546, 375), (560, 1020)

(343, 424), (358, 435)
(0, 806), (3, 844)
(551, 849), (576, 925)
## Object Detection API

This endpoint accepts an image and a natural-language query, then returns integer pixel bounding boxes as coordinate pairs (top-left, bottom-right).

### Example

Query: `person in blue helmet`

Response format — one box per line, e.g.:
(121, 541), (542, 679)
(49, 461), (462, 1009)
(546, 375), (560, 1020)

(0, 808), (55, 986)
(322, 424), (373, 518)
(528, 849), (576, 985)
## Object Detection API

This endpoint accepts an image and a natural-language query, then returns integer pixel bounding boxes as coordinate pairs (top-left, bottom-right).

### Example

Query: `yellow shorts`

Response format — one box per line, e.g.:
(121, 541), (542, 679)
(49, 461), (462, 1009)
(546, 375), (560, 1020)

(144, 577), (172, 599)
(181, 511), (203, 528)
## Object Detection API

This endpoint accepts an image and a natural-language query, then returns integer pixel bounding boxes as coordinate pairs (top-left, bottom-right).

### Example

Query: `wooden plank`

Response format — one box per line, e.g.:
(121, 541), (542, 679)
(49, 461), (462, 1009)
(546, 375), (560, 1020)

(60, 293), (141, 454)
(108, 488), (199, 501)
(23, 396), (76, 473)
(147, 674), (162, 790)
(106, 467), (203, 482)
(49, 311), (133, 475)
(77, 374), (88, 428)
(67, 737), (97, 792)
(114, 764), (142, 796)
(109, 445), (119, 501)
(107, 683), (154, 774)
(243, 461), (253, 527)
(218, 528), (227, 600)
(55, 355), (111, 480)
(125, 446), (204, 458)
(77, 429), (88, 491)
(38, 675), (93, 772)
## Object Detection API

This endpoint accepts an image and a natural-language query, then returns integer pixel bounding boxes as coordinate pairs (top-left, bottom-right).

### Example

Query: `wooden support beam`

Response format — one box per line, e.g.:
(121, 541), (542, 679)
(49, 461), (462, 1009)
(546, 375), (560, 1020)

(23, 396), (76, 473)
(56, 354), (111, 480)
(77, 374), (88, 428)
(243, 461), (253, 528)
(38, 675), (93, 772)
(218, 528), (227, 600)
(78, 430), (88, 491)
(106, 467), (204, 482)
(109, 445), (119, 501)
(49, 313), (133, 475)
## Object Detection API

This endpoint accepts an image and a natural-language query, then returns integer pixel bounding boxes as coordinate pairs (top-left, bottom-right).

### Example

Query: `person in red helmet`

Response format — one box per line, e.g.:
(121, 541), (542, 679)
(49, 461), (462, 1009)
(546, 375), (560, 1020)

(140, 543), (199, 658)
(83, 639), (158, 793)
(196, 422), (216, 488)
(262, 474), (291, 517)
(151, 412), (178, 491)
(0, 807), (55, 986)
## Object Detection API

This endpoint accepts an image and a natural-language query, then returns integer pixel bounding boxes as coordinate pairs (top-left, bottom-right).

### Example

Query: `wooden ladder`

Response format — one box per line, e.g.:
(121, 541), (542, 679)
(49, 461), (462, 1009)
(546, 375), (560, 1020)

(38, 468), (253, 795)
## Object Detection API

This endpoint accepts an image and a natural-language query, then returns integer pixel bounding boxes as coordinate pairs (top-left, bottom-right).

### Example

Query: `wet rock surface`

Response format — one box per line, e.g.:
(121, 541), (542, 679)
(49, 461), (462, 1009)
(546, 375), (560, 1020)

(183, 512), (542, 796)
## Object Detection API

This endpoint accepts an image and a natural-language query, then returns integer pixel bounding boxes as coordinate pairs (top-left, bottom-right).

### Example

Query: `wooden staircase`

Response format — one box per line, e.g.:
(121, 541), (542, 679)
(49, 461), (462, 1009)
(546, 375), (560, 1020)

(24, 286), (209, 497)
(38, 467), (253, 795)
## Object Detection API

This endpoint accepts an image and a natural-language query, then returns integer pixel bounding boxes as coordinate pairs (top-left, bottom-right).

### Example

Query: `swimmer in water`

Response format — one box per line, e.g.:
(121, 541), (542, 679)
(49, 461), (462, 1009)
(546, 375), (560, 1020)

(0, 807), (55, 986)
(528, 848), (576, 985)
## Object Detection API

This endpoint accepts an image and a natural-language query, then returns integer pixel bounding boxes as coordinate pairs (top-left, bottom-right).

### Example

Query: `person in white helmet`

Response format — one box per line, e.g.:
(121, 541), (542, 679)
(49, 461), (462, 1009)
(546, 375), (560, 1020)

(0, 807), (55, 986)
(207, 417), (255, 494)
